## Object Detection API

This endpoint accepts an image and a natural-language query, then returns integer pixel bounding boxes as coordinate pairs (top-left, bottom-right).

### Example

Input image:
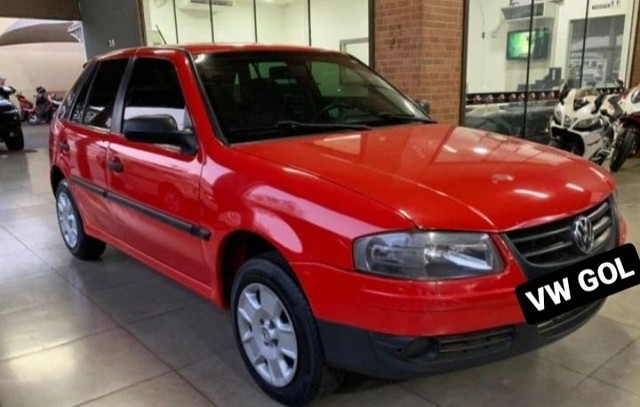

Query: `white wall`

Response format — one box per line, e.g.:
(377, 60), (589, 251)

(283, 1), (309, 45)
(466, 0), (637, 93)
(0, 18), (86, 98)
(142, 0), (369, 61)
(310, 0), (369, 60)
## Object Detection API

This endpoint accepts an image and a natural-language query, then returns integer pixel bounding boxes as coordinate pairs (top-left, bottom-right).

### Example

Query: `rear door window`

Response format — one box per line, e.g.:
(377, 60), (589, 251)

(60, 63), (95, 120)
(76, 59), (128, 129)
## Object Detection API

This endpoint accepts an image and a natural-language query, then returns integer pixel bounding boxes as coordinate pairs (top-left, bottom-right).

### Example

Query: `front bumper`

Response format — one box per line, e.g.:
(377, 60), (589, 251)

(318, 300), (603, 380)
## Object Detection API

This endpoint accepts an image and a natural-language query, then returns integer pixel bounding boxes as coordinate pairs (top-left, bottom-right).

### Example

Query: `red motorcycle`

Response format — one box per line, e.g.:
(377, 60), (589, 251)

(609, 83), (640, 171)
(16, 93), (39, 125)
(30, 86), (60, 125)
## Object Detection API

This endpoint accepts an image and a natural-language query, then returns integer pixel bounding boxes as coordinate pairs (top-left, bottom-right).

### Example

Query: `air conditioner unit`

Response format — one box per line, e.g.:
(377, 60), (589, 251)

(501, 2), (557, 21)
(177, 0), (235, 12)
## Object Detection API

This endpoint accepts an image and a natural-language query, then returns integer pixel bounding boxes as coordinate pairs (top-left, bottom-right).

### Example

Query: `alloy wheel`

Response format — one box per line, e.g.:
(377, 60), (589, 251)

(236, 282), (299, 387)
(57, 192), (78, 248)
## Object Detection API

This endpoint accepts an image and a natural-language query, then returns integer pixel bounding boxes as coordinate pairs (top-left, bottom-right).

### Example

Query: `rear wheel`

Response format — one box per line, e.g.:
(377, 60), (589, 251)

(610, 130), (637, 172)
(4, 128), (24, 151)
(27, 113), (40, 126)
(231, 252), (342, 406)
(55, 179), (106, 260)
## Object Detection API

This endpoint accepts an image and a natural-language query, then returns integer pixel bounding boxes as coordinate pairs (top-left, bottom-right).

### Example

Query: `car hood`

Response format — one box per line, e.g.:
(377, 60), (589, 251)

(236, 124), (615, 232)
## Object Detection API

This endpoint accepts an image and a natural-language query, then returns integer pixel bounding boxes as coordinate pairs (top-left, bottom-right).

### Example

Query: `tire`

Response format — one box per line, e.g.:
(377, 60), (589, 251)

(4, 128), (24, 151)
(548, 139), (563, 149)
(55, 179), (106, 260)
(231, 252), (342, 406)
(610, 130), (637, 172)
(27, 114), (40, 126)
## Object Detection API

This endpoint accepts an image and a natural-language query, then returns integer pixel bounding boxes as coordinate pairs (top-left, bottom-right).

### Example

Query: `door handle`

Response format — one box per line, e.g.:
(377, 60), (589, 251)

(108, 159), (124, 173)
(58, 141), (70, 152)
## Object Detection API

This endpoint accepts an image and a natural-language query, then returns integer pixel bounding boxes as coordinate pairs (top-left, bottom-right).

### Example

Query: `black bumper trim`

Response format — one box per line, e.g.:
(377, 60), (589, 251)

(318, 300), (604, 380)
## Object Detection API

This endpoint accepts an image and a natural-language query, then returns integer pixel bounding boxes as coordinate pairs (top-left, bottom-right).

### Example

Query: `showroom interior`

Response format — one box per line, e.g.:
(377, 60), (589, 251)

(1, 0), (640, 406)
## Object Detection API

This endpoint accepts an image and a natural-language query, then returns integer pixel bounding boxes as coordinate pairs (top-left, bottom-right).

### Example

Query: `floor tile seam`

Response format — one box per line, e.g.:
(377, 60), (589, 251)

(588, 376), (640, 397)
(174, 368), (221, 407)
(397, 382), (443, 407)
(588, 339), (636, 379)
(535, 353), (592, 376)
(110, 320), (221, 407)
(0, 325), (120, 364)
(69, 371), (175, 407)
(52, 265), (160, 297)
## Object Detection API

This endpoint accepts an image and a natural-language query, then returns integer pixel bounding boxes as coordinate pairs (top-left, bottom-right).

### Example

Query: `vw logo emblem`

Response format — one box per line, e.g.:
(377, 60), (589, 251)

(572, 216), (595, 254)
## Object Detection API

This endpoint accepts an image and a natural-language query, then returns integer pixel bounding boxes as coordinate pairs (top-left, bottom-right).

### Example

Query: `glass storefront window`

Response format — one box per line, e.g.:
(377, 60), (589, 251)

(175, 0), (214, 43)
(256, 0), (309, 45)
(142, 0), (178, 45)
(140, 0), (370, 65)
(463, 0), (638, 142)
(213, 0), (256, 43)
(310, 0), (370, 64)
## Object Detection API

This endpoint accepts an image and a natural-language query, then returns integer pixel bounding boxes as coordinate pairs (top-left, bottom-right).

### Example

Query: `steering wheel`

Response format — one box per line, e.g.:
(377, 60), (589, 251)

(312, 101), (355, 122)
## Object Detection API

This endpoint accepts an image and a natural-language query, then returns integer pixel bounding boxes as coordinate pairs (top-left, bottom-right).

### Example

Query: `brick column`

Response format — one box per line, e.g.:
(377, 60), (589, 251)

(631, 22), (640, 87)
(373, 0), (464, 124)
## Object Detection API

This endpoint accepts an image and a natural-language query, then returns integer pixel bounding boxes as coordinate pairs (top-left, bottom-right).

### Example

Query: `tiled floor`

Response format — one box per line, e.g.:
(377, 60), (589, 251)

(1, 127), (639, 406)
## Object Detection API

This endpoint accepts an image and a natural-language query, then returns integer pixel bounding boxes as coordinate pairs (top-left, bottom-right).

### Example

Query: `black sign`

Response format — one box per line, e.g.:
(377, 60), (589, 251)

(516, 244), (640, 325)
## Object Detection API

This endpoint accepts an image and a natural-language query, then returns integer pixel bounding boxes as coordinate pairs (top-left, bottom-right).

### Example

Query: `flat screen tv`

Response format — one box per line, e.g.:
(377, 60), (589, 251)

(506, 28), (550, 60)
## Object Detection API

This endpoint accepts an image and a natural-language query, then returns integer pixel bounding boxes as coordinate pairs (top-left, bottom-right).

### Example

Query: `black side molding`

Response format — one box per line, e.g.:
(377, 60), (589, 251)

(70, 176), (211, 241)
(71, 176), (107, 198)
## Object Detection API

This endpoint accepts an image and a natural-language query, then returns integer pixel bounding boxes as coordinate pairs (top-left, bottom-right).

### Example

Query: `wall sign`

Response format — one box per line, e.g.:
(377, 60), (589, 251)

(592, 0), (622, 11)
(509, 0), (552, 5)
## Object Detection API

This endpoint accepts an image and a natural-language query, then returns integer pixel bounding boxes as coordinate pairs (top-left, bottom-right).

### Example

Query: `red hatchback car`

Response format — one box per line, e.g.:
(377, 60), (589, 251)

(50, 45), (626, 405)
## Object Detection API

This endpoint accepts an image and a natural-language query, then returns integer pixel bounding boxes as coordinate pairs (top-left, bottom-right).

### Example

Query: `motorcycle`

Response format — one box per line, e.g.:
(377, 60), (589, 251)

(32, 86), (60, 125)
(16, 93), (39, 125)
(609, 83), (640, 171)
(548, 85), (619, 167)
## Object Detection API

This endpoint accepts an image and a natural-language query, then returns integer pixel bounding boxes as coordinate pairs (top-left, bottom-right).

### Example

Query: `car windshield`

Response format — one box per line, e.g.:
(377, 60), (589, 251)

(193, 51), (432, 143)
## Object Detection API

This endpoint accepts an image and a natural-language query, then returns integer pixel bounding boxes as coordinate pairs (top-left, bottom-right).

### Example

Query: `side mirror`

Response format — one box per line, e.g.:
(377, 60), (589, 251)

(415, 99), (431, 115)
(123, 115), (197, 155)
(617, 79), (625, 88)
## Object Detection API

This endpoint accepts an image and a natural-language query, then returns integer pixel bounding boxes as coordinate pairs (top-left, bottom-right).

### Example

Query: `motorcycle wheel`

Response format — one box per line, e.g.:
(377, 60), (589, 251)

(549, 140), (563, 149)
(610, 130), (637, 172)
(27, 114), (40, 126)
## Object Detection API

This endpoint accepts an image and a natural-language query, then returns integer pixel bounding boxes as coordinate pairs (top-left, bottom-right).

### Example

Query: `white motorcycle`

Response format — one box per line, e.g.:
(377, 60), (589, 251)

(609, 83), (640, 171)
(548, 86), (618, 166)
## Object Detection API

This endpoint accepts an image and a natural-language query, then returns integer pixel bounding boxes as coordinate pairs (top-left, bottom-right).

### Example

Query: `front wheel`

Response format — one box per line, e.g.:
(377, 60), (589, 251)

(548, 139), (563, 149)
(4, 128), (24, 151)
(610, 130), (637, 172)
(55, 179), (106, 260)
(27, 114), (40, 126)
(231, 252), (342, 406)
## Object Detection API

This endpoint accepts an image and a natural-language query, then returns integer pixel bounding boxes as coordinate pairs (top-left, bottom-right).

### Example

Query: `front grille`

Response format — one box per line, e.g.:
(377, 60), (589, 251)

(436, 326), (515, 360)
(537, 300), (604, 338)
(506, 200), (613, 267)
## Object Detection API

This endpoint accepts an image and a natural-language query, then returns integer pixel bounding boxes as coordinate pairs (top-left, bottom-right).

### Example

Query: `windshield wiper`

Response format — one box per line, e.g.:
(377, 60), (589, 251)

(371, 112), (436, 124)
(276, 120), (372, 131)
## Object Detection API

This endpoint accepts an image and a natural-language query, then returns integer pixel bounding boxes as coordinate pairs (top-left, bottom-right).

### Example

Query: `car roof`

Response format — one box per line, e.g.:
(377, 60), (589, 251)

(94, 43), (343, 61)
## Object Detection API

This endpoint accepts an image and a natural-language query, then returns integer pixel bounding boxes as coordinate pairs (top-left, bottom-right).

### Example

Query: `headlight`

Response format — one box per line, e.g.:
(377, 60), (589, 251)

(574, 116), (600, 130)
(353, 232), (504, 280)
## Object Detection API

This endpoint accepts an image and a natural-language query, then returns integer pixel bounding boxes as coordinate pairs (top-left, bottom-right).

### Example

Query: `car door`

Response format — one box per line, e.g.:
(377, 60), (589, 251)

(107, 53), (209, 283)
(62, 58), (129, 238)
